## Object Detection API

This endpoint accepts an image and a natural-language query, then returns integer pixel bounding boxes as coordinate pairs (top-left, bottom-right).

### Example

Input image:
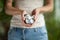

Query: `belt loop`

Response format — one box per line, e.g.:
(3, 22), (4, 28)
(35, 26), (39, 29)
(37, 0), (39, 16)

(22, 28), (25, 40)
(14, 27), (17, 31)
(34, 28), (37, 32)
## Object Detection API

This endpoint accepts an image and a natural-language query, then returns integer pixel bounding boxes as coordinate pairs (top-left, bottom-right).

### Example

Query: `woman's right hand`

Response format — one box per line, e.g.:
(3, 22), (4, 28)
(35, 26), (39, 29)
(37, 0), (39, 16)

(21, 11), (32, 27)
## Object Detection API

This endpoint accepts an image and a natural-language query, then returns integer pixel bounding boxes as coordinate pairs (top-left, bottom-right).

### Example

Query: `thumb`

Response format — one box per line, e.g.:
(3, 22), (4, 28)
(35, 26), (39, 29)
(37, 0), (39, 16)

(22, 11), (27, 20)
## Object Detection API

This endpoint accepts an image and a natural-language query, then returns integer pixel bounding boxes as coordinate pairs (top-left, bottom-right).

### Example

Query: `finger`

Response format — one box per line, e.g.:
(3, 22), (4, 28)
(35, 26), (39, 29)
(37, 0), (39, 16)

(23, 11), (27, 20)
(23, 22), (32, 27)
(34, 15), (36, 21)
(21, 20), (32, 27)
(21, 14), (25, 21)
(32, 9), (36, 15)
(22, 23), (31, 27)
(25, 24), (32, 27)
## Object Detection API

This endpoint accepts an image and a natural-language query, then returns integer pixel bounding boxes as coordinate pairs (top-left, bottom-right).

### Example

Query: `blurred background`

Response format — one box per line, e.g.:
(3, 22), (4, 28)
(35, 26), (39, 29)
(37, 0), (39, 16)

(0, 0), (60, 40)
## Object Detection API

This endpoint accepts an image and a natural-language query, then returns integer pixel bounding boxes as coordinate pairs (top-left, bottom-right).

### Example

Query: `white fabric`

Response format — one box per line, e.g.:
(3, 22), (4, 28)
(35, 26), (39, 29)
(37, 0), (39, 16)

(10, 0), (45, 28)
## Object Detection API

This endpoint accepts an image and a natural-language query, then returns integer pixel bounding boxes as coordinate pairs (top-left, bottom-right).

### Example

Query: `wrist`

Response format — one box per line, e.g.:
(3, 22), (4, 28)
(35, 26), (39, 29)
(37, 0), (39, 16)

(12, 7), (24, 14)
(35, 8), (41, 14)
(37, 7), (44, 14)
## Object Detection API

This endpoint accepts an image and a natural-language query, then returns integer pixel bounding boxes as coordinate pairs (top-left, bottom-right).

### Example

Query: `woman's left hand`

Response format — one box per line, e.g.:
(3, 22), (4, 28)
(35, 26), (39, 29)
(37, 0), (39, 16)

(32, 8), (40, 21)
(31, 8), (40, 25)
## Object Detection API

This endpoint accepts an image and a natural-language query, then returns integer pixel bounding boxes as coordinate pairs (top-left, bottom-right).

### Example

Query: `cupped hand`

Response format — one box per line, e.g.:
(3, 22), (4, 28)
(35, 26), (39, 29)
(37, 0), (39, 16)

(31, 8), (40, 25)
(21, 11), (32, 27)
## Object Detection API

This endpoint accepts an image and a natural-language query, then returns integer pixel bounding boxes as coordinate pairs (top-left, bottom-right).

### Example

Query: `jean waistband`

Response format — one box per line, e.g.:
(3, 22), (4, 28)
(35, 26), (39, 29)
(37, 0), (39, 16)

(10, 26), (46, 32)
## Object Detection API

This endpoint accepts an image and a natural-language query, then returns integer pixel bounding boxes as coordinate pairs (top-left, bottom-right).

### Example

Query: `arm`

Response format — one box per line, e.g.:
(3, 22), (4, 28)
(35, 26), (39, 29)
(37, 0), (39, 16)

(39, 0), (54, 13)
(5, 0), (32, 27)
(31, 0), (54, 25)
(5, 0), (24, 15)
(32, 0), (54, 15)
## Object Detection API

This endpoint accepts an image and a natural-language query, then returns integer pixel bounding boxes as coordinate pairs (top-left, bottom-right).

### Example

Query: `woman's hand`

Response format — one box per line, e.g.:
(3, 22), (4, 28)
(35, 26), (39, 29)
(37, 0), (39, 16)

(31, 8), (41, 26)
(21, 8), (41, 27)
(21, 11), (32, 27)
(32, 8), (40, 22)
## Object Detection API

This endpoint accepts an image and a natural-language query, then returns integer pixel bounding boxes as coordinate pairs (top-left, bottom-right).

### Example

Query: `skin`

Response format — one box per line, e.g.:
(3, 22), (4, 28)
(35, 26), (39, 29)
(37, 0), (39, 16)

(5, 0), (53, 27)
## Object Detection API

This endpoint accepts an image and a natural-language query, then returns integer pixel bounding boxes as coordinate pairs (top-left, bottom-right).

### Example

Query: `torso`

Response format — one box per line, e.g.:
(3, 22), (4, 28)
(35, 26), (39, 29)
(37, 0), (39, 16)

(10, 0), (45, 28)
(14, 0), (44, 13)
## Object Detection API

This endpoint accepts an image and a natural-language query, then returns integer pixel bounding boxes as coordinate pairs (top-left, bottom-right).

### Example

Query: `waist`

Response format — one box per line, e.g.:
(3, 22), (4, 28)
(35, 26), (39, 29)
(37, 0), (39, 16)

(11, 14), (44, 23)
(10, 14), (45, 28)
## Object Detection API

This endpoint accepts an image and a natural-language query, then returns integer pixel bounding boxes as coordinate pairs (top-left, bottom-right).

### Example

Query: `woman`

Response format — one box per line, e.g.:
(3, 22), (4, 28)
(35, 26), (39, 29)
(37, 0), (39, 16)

(5, 0), (53, 40)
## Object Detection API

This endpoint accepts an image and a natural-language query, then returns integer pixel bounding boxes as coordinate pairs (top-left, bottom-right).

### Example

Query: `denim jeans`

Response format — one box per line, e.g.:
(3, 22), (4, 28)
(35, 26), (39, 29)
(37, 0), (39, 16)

(8, 26), (48, 40)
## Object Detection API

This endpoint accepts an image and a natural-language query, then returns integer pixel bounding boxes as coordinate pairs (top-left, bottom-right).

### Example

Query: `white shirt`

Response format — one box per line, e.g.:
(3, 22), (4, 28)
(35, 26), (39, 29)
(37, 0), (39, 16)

(10, 0), (45, 28)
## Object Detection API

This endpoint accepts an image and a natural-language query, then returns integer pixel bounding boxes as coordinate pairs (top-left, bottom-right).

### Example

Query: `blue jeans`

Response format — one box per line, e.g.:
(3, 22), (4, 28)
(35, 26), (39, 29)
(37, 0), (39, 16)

(8, 26), (48, 40)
